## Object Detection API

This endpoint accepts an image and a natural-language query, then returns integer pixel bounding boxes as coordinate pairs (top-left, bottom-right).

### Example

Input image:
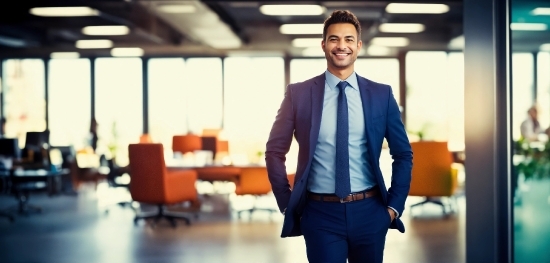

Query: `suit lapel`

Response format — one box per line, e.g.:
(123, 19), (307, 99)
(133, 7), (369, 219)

(358, 75), (372, 134)
(309, 74), (325, 161)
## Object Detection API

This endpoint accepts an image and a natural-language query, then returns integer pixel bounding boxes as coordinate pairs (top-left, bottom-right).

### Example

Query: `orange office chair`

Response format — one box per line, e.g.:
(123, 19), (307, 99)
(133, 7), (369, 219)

(128, 143), (199, 227)
(233, 166), (277, 219)
(172, 134), (202, 154)
(409, 141), (460, 216)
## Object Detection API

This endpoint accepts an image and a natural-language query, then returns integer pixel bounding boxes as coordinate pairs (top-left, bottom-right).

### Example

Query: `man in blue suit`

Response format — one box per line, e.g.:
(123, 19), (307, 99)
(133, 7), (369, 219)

(266, 10), (413, 263)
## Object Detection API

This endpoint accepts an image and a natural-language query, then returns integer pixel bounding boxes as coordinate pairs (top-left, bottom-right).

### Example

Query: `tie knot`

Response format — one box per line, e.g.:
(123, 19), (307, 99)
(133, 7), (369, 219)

(337, 81), (348, 92)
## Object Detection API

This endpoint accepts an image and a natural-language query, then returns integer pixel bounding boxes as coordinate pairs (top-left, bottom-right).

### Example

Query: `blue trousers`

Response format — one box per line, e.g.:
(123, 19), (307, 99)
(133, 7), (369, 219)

(300, 194), (392, 263)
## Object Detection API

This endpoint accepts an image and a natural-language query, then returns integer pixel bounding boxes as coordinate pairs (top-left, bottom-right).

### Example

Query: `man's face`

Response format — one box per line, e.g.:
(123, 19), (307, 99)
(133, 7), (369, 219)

(322, 23), (362, 71)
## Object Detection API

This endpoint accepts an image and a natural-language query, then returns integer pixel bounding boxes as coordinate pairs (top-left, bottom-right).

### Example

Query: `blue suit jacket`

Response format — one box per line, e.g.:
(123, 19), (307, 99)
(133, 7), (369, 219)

(266, 73), (413, 237)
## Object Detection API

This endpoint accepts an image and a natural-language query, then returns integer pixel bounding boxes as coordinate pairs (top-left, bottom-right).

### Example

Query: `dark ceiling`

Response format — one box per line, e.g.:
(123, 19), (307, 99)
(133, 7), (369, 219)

(0, 0), (467, 58)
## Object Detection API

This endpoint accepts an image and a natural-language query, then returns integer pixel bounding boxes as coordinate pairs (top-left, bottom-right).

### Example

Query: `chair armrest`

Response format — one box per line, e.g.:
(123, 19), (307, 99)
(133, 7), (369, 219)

(165, 169), (198, 203)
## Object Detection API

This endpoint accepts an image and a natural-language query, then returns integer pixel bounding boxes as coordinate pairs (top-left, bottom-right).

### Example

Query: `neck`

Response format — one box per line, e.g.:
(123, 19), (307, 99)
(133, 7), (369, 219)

(327, 66), (354, 80)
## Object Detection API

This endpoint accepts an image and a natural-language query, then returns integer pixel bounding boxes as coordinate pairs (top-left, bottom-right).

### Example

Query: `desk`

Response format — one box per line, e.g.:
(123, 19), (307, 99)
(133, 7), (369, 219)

(1, 168), (68, 216)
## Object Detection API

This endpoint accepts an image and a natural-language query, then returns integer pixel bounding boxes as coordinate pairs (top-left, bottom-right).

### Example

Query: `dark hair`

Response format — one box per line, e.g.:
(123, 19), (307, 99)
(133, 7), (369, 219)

(323, 10), (361, 41)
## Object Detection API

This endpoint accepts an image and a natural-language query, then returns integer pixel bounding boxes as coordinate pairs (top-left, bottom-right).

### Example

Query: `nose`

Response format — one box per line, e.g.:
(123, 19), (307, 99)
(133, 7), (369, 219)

(336, 39), (347, 50)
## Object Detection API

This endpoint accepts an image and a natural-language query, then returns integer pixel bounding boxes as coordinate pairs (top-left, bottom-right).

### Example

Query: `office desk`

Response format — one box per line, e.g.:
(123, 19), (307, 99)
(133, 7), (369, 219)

(1, 168), (68, 216)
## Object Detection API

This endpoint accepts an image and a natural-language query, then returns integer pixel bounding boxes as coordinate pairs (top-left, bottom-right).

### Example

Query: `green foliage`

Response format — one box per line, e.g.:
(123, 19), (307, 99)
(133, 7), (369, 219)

(513, 137), (550, 180)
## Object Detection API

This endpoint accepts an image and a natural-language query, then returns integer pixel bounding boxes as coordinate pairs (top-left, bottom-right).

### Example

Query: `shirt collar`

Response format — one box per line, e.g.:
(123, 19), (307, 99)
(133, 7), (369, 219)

(325, 70), (359, 91)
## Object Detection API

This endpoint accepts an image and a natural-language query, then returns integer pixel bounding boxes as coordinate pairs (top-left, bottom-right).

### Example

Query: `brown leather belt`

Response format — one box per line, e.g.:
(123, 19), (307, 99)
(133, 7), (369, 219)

(307, 188), (379, 203)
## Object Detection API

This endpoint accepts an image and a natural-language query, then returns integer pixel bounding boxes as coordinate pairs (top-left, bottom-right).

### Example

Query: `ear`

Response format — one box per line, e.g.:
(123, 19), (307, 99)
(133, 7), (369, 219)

(321, 40), (325, 49)
(357, 40), (363, 50)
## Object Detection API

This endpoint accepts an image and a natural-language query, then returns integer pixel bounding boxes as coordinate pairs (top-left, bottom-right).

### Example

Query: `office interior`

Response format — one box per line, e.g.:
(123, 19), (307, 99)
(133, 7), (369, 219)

(0, 0), (548, 262)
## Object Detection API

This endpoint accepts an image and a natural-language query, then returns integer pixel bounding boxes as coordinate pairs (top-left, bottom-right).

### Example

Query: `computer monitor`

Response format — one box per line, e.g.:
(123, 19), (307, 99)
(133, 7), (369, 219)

(25, 131), (49, 150)
(0, 138), (21, 159)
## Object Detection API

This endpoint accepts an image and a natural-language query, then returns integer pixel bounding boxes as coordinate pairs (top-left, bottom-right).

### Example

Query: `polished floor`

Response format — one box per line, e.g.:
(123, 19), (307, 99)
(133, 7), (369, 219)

(0, 180), (465, 263)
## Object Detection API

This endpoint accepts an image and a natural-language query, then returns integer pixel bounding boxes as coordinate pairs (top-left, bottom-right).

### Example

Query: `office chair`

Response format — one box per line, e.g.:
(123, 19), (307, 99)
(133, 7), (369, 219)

(408, 141), (460, 216)
(172, 134), (202, 155)
(232, 167), (279, 219)
(128, 143), (199, 227)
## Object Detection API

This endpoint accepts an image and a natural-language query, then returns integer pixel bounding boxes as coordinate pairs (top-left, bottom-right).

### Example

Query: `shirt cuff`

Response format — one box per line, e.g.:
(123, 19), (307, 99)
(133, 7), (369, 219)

(388, 206), (399, 218)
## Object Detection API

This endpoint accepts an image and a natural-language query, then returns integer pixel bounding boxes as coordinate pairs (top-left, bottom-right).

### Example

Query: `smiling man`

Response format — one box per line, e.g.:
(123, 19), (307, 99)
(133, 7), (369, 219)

(265, 10), (413, 263)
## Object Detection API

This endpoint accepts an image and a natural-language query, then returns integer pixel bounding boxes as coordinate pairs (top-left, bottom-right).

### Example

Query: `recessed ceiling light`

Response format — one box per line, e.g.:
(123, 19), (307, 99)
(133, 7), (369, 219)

(385, 3), (449, 14)
(540, 43), (550, 51)
(292, 38), (322, 47)
(76, 39), (113, 49)
(50, 52), (80, 59)
(30, 6), (99, 17)
(531, 7), (550, 15)
(510, 23), (548, 31)
(111, 47), (144, 57)
(260, 5), (325, 16)
(157, 4), (197, 13)
(366, 45), (392, 56)
(280, 24), (323, 34)
(301, 47), (325, 57)
(379, 23), (425, 33)
(82, 25), (130, 36)
(370, 37), (410, 47)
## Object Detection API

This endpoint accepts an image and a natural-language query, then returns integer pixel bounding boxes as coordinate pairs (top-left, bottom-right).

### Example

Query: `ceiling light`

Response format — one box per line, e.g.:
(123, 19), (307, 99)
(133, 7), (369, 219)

(111, 47), (144, 57)
(370, 37), (410, 47)
(280, 24), (323, 35)
(301, 47), (324, 57)
(50, 52), (80, 59)
(448, 35), (464, 50)
(379, 23), (425, 33)
(82, 25), (130, 36)
(385, 3), (449, 14)
(531, 7), (550, 15)
(540, 43), (550, 51)
(76, 39), (113, 49)
(260, 5), (325, 16)
(510, 23), (548, 31)
(366, 45), (391, 56)
(30, 6), (99, 17)
(292, 38), (322, 47)
(157, 4), (197, 13)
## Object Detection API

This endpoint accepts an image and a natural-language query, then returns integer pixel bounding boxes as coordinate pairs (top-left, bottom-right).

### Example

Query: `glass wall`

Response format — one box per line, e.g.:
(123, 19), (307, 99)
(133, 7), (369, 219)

(405, 51), (465, 152)
(148, 58), (187, 148)
(48, 58), (91, 149)
(511, 0), (550, 261)
(95, 58), (143, 166)
(1, 59), (46, 148)
(224, 57), (284, 164)
(185, 58), (223, 134)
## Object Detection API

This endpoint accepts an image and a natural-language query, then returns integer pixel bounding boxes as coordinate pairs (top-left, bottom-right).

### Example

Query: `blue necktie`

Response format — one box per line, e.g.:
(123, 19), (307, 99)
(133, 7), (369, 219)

(335, 81), (351, 199)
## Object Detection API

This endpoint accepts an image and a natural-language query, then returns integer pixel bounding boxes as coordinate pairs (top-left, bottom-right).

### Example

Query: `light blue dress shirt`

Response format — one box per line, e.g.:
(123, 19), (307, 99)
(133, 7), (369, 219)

(307, 71), (376, 194)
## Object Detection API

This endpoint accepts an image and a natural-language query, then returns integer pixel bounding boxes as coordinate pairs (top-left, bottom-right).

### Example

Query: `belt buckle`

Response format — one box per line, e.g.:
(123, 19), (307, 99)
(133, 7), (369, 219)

(339, 195), (353, 203)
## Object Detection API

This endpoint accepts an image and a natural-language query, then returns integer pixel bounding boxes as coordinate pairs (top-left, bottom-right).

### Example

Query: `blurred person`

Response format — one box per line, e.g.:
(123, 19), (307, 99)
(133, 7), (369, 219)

(520, 105), (543, 142)
(265, 10), (412, 263)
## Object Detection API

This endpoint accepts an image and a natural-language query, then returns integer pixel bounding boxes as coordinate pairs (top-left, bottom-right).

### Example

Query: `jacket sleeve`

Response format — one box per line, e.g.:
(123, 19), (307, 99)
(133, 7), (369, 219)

(265, 85), (296, 213)
(384, 88), (413, 217)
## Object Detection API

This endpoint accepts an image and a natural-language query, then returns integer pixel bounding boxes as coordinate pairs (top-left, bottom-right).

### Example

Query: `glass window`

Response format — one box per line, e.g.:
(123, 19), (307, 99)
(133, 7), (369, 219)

(290, 59), (326, 84)
(95, 58), (143, 166)
(185, 58), (223, 134)
(512, 53), (535, 141)
(224, 57), (284, 164)
(446, 53), (465, 152)
(355, 59), (400, 104)
(148, 58), (187, 149)
(537, 52), (550, 130)
(2, 59), (46, 148)
(48, 58), (91, 149)
(405, 51), (450, 142)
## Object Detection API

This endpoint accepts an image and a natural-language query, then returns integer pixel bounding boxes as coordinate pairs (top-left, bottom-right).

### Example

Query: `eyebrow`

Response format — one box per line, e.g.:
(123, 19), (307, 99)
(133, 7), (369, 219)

(327, 35), (356, 40)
